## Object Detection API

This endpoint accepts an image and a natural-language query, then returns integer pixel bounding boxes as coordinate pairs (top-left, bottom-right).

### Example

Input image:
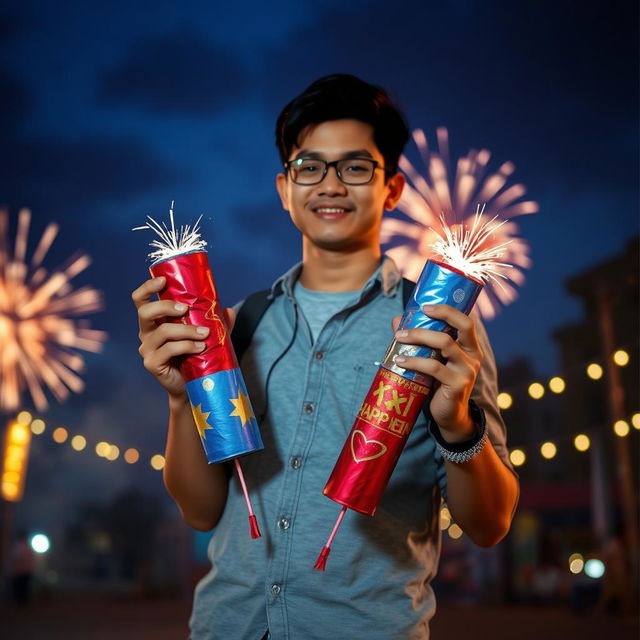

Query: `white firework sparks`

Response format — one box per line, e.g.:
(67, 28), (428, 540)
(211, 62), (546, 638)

(134, 201), (207, 264)
(0, 208), (106, 412)
(382, 127), (537, 319)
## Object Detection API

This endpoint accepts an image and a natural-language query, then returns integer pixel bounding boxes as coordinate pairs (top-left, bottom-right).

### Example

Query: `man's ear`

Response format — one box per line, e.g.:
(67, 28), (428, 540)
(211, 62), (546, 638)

(384, 172), (406, 211)
(276, 172), (290, 212)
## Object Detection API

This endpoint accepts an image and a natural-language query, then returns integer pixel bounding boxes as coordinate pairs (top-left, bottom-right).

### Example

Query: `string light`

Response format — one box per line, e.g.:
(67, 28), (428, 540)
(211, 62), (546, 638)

(548, 377), (565, 394)
(71, 435), (86, 451)
(12, 340), (637, 475)
(586, 363), (603, 380)
(540, 442), (557, 459)
(150, 454), (165, 471)
(528, 383), (545, 399)
(30, 419), (46, 435)
(613, 420), (630, 437)
(497, 392), (513, 409)
(52, 427), (68, 443)
(613, 350), (629, 366)
(573, 434), (590, 452)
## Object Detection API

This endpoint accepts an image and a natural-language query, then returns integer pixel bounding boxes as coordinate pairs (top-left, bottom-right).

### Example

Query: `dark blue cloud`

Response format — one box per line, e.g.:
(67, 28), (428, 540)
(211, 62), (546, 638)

(259, 0), (638, 196)
(0, 134), (189, 216)
(98, 27), (247, 116)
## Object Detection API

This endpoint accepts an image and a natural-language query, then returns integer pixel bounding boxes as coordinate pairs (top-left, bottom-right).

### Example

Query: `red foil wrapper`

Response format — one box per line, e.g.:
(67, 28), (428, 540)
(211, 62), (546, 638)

(323, 367), (429, 516)
(149, 252), (236, 382)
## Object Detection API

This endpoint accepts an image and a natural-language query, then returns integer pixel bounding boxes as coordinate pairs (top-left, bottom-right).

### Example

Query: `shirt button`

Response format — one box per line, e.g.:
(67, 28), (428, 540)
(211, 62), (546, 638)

(304, 403), (314, 414)
(315, 351), (324, 360)
(290, 456), (301, 469)
(270, 584), (281, 596)
(278, 517), (291, 530)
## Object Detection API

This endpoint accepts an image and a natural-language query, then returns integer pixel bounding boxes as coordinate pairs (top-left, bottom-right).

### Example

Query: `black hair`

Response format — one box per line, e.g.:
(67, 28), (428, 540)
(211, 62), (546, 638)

(275, 74), (410, 177)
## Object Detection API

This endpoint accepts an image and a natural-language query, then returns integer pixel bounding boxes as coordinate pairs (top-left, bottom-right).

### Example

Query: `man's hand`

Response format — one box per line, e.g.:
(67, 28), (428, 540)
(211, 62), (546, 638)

(391, 304), (483, 442)
(131, 276), (236, 398)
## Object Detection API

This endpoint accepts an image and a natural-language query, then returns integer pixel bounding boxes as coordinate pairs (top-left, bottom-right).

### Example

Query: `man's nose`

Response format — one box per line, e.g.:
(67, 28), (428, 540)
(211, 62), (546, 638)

(317, 164), (347, 195)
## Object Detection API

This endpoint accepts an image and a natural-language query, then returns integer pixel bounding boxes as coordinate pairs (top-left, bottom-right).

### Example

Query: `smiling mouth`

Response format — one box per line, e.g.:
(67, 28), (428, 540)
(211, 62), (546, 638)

(313, 207), (352, 219)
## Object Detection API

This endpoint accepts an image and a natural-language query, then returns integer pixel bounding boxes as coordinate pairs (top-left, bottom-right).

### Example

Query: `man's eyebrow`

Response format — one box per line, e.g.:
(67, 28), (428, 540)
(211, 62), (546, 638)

(293, 149), (375, 160)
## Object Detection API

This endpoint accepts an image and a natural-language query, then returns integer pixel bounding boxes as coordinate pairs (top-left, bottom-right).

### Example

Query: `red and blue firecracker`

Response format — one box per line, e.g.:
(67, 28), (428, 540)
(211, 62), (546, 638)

(315, 211), (516, 570)
(135, 204), (263, 539)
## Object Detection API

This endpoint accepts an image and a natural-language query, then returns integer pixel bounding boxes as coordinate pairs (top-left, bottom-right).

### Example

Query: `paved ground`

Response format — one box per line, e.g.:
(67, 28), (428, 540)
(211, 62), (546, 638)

(2, 594), (638, 639)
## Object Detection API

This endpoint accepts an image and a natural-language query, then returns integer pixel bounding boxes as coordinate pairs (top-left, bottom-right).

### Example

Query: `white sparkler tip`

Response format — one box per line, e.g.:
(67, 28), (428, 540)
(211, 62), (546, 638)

(134, 202), (208, 263)
(429, 204), (515, 284)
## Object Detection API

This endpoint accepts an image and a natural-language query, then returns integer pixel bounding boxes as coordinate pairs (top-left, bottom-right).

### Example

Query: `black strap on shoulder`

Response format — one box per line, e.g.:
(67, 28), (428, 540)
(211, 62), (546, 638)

(231, 288), (274, 362)
(401, 277), (416, 307)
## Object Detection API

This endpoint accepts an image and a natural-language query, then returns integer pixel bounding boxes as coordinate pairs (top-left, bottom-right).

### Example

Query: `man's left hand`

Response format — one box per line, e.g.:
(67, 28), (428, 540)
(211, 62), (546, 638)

(392, 304), (483, 443)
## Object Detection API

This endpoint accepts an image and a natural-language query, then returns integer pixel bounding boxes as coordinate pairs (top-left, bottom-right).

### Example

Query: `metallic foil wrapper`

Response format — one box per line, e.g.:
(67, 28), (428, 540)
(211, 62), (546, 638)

(323, 260), (483, 516)
(324, 368), (429, 515)
(382, 260), (483, 386)
(150, 251), (263, 463)
(150, 252), (236, 381)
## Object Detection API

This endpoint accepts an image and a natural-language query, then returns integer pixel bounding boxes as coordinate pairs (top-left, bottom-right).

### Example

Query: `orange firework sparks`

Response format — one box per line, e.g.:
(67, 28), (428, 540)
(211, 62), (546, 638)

(381, 127), (538, 319)
(0, 208), (106, 412)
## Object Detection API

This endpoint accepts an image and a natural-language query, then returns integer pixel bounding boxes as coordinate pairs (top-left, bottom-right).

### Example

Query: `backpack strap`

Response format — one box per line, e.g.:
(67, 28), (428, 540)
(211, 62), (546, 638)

(231, 288), (275, 363)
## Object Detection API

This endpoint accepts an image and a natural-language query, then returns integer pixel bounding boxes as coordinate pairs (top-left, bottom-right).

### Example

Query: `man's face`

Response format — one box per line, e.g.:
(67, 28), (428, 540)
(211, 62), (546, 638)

(276, 119), (404, 253)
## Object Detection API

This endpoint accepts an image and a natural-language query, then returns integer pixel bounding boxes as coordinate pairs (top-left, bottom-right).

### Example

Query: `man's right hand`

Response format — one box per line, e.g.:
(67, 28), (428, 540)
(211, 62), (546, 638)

(132, 276), (211, 398)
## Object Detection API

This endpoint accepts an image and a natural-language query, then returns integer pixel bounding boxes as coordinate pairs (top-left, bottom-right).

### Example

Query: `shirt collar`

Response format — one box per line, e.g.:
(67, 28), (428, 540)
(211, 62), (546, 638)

(268, 254), (403, 301)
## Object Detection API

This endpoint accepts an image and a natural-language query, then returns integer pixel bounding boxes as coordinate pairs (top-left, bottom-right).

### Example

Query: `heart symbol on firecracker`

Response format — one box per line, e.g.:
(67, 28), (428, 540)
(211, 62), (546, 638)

(350, 430), (388, 463)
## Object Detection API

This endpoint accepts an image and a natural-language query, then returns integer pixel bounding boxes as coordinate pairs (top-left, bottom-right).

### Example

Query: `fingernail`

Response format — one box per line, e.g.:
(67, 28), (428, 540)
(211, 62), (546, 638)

(195, 341), (206, 349)
(196, 326), (209, 336)
(396, 330), (409, 338)
(393, 354), (407, 364)
(175, 303), (187, 312)
(423, 304), (436, 312)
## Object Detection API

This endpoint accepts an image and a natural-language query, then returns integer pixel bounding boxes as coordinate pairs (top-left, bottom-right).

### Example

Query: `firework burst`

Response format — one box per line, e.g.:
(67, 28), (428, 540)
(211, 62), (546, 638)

(0, 208), (106, 412)
(381, 127), (537, 319)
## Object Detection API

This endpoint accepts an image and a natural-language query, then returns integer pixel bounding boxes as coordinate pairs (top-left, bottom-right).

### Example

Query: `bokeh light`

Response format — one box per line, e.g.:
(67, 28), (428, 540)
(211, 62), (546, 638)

(586, 363), (603, 380)
(573, 434), (590, 452)
(569, 558), (584, 574)
(613, 420), (630, 437)
(548, 376), (565, 393)
(497, 392), (513, 409)
(613, 350), (629, 366)
(540, 442), (557, 459)
(440, 507), (451, 530)
(52, 427), (68, 443)
(16, 411), (32, 425)
(447, 523), (463, 539)
(95, 441), (110, 457)
(71, 435), (86, 451)
(106, 445), (120, 461)
(528, 383), (544, 399)
(150, 454), (165, 470)
(30, 419), (46, 435)
(124, 448), (140, 464)
(632, 413), (640, 430)
(30, 533), (51, 554)
(510, 449), (526, 466)
(584, 559), (605, 579)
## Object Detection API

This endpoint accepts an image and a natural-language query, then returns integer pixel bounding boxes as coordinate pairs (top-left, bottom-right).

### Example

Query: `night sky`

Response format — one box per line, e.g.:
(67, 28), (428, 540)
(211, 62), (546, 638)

(1, 0), (638, 530)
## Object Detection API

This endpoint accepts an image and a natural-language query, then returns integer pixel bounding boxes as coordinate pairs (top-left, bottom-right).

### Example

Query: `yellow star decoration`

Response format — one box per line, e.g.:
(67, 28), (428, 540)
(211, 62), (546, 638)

(192, 403), (214, 438)
(229, 390), (254, 427)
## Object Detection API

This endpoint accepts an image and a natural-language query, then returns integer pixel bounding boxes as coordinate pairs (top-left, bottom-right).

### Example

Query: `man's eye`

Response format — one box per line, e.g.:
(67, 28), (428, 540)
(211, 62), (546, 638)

(298, 162), (320, 172)
(343, 162), (369, 173)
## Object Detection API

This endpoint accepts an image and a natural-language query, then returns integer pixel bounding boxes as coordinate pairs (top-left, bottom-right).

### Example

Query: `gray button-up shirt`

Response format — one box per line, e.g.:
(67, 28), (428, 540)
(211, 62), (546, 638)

(190, 258), (513, 639)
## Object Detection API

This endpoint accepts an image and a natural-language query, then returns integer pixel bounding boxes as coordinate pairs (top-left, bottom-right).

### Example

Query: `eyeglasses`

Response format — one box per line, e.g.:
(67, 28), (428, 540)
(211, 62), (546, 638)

(284, 157), (384, 185)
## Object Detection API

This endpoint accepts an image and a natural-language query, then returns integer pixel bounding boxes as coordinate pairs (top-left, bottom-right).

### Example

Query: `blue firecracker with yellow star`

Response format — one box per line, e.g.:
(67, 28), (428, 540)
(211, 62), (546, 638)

(186, 368), (263, 463)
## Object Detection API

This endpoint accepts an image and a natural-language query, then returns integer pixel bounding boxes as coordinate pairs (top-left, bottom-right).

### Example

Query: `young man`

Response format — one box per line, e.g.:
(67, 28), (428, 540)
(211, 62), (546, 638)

(132, 74), (518, 639)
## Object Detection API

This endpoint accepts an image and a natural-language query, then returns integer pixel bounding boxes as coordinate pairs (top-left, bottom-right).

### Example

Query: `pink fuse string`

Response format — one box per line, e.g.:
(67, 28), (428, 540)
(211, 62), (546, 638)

(313, 505), (348, 571)
(234, 458), (261, 539)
